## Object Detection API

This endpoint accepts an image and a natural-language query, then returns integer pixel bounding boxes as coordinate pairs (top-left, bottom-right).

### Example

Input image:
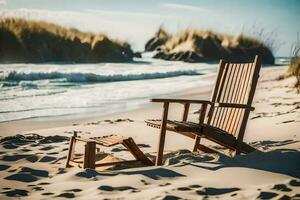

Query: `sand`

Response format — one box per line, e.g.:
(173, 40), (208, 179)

(0, 66), (299, 199)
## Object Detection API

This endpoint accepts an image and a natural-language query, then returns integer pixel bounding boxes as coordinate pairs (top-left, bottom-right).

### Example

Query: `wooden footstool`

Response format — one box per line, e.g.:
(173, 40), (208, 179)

(66, 131), (153, 169)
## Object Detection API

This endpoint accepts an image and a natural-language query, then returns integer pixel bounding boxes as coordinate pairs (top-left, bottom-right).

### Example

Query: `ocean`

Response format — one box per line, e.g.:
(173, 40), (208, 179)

(0, 54), (218, 123)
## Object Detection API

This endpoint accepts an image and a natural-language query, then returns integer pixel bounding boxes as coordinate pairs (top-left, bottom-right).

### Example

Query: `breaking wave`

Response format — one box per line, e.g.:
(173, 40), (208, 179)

(0, 70), (202, 84)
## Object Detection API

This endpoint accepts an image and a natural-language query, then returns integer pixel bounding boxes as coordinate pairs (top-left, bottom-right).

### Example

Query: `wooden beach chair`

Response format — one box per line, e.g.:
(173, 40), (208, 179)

(145, 55), (261, 166)
(66, 132), (153, 169)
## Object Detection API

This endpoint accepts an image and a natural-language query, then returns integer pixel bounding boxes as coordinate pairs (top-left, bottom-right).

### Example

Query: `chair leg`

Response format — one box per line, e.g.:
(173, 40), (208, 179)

(156, 102), (169, 166)
(235, 143), (242, 156)
(83, 141), (96, 169)
(193, 136), (201, 152)
(194, 104), (207, 152)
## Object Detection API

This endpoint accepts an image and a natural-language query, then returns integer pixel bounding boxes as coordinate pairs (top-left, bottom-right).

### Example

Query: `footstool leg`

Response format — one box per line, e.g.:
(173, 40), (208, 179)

(66, 134), (76, 167)
(83, 141), (96, 169)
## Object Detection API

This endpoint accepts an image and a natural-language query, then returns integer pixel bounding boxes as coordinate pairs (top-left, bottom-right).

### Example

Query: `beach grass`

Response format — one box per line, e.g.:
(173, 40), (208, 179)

(0, 18), (133, 63)
(146, 27), (275, 64)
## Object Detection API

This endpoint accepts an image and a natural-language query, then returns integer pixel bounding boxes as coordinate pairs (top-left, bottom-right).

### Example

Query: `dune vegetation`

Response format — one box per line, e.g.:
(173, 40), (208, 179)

(145, 27), (275, 64)
(276, 37), (300, 92)
(0, 18), (134, 63)
(288, 42), (300, 92)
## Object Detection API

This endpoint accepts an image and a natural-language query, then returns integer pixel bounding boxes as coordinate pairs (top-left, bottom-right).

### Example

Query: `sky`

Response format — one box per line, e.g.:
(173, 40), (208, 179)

(0, 0), (299, 56)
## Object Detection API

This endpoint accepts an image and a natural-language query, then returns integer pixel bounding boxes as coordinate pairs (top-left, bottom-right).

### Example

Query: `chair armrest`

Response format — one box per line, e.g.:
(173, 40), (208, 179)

(151, 98), (212, 105)
(214, 102), (255, 111)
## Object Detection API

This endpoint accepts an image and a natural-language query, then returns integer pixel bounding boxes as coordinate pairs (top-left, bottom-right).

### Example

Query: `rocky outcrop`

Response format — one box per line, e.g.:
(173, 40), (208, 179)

(145, 29), (275, 64)
(0, 18), (133, 63)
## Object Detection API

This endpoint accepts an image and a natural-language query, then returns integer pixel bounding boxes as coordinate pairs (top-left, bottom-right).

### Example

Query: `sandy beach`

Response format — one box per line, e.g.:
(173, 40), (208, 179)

(0, 66), (299, 199)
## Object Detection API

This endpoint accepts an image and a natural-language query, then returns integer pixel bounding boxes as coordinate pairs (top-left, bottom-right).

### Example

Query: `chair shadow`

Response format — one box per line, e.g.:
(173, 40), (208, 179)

(172, 140), (300, 178)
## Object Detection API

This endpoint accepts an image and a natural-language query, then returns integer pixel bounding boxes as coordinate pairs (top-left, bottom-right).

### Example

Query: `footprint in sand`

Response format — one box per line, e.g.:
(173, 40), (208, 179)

(4, 167), (49, 183)
(26, 155), (39, 163)
(189, 184), (202, 189)
(159, 195), (181, 200)
(141, 179), (149, 185)
(42, 192), (55, 196)
(2, 154), (35, 161)
(76, 169), (99, 178)
(65, 189), (82, 192)
(111, 147), (127, 152)
(177, 187), (192, 191)
(289, 179), (300, 187)
(21, 167), (49, 177)
(7, 169), (17, 173)
(47, 152), (59, 155)
(196, 187), (240, 196)
(257, 191), (278, 199)
(39, 146), (55, 151)
(57, 168), (67, 175)
(21, 148), (31, 152)
(0, 164), (10, 171)
(39, 155), (57, 162)
(37, 182), (50, 185)
(98, 185), (139, 193)
(1, 189), (29, 197)
(5, 173), (37, 183)
(159, 183), (171, 187)
(292, 194), (300, 199)
(2, 143), (19, 149)
(280, 120), (295, 124)
(39, 135), (69, 144)
(272, 184), (292, 192)
(51, 156), (66, 164)
(57, 192), (75, 198)
(32, 186), (44, 191)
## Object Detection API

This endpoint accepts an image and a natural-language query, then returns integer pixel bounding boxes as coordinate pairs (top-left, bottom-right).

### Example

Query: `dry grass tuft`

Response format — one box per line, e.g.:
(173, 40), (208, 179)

(289, 51), (300, 92)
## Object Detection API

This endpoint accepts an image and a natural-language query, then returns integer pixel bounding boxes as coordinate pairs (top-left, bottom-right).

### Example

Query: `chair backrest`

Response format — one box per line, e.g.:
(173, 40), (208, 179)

(206, 55), (261, 138)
